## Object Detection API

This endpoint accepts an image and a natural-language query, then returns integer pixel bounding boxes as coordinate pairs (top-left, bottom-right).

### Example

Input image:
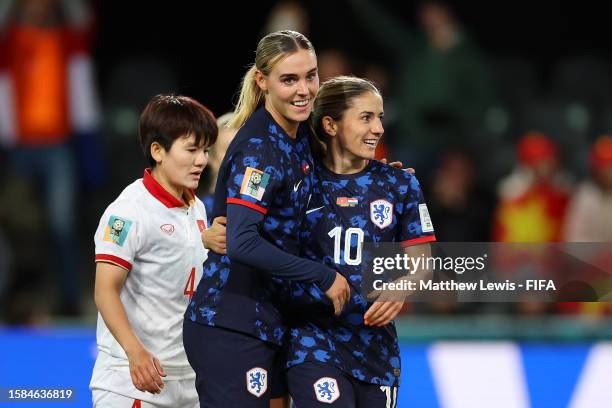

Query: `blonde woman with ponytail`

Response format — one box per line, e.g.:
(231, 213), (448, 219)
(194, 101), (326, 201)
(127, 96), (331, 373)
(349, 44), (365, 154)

(183, 30), (350, 408)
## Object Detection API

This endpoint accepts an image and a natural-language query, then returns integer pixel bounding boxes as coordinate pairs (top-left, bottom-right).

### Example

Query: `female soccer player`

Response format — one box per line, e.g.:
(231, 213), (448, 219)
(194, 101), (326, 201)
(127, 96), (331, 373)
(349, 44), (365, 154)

(90, 94), (217, 407)
(283, 76), (436, 408)
(183, 30), (350, 408)
(202, 77), (436, 407)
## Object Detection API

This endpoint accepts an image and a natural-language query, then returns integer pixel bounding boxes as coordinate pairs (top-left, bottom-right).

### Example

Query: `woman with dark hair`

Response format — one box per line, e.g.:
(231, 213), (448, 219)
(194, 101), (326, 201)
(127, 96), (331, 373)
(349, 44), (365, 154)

(91, 94), (217, 408)
(283, 76), (436, 408)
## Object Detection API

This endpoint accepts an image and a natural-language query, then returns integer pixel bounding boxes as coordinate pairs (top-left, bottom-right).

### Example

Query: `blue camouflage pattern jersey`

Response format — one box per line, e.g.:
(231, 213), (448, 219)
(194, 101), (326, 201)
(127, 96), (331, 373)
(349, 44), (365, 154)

(284, 160), (436, 386)
(186, 107), (315, 345)
(201, 194), (214, 226)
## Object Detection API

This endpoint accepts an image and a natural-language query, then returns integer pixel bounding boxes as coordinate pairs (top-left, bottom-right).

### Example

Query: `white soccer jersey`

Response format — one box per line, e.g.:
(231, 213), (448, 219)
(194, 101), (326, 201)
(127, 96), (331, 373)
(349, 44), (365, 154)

(92, 169), (207, 380)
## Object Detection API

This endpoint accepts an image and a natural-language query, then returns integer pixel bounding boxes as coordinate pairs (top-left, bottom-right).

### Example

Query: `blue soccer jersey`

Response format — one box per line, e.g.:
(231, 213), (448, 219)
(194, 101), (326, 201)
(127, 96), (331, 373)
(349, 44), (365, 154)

(201, 193), (214, 226)
(186, 107), (335, 345)
(284, 160), (436, 386)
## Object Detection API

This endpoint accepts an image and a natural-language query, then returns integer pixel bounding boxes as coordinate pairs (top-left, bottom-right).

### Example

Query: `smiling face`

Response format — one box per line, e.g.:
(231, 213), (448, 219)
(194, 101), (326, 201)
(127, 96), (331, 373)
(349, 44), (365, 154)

(332, 91), (384, 161)
(151, 133), (209, 198)
(256, 49), (319, 137)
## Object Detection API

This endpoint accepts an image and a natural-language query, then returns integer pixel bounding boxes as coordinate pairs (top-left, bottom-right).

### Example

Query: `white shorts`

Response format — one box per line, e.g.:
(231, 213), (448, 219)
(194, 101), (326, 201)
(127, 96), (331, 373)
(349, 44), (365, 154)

(90, 351), (198, 408)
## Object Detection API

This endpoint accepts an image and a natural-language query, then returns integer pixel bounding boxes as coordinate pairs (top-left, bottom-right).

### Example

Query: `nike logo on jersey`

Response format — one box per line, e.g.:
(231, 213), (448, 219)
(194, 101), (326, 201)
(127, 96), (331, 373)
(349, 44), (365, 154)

(293, 179), (303, 192)
(306, 206), (324, 215)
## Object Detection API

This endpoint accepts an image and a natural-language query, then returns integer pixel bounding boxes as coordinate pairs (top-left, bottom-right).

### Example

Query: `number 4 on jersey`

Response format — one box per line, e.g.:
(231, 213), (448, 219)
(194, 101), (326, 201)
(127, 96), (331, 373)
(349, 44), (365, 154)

(184, 267), (196, 299)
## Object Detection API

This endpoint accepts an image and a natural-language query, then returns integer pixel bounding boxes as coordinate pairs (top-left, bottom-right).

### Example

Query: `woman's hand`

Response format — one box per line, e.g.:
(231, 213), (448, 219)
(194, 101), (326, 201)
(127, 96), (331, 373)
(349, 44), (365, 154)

(202, 216), (227, 254)
(126, 343), (166, 394)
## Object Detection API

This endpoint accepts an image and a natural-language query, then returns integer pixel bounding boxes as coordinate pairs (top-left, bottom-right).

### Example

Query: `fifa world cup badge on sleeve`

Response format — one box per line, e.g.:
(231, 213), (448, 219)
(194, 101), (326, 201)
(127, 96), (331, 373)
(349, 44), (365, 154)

(418, 203), (434, 232)
(246, 367), (268, 398)
(314, 377), (340, 404)
(240, 167), (271, 201)
(103, 216), (132, 246)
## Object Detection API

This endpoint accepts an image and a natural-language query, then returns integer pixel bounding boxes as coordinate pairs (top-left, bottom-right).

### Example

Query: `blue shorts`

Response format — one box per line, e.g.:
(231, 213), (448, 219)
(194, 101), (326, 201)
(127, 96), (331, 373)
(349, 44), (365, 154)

(183, 320), (286, 407)
(287, 362), (398, 408)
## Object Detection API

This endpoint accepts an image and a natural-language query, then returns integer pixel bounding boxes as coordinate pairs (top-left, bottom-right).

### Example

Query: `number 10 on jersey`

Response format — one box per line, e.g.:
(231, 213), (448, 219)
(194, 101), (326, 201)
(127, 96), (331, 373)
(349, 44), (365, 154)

(328, 226), (364, 266)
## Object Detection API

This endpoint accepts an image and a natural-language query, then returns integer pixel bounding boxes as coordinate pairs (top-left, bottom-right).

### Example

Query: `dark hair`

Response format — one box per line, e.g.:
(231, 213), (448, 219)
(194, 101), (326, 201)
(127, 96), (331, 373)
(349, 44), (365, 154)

(139, 94), (218, 167)
(309, 76), (381, 159)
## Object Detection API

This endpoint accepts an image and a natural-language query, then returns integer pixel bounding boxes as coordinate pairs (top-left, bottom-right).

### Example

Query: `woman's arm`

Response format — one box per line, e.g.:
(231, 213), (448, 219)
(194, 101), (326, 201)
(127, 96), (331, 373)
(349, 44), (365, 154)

(227, 204), (351, 315)
(364, 243), (432, 326)
(94, 262), (166, 394)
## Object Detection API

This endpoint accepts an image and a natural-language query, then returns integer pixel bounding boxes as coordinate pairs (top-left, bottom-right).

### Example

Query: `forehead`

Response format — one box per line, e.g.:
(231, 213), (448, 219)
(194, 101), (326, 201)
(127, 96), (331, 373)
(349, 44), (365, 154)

(346, 91), (384, 113)
(271, 49), (317, 76)
(177, 132), (206, 147)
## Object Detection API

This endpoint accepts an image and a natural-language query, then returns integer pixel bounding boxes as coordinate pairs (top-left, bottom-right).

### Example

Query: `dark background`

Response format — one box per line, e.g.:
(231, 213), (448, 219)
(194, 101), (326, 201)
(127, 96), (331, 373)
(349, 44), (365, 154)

(94, 1), (612, 116)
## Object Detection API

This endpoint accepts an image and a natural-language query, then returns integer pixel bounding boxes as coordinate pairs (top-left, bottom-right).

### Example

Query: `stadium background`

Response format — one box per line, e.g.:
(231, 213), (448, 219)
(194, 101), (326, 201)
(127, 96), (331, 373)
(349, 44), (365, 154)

(1, 1), (612, 406)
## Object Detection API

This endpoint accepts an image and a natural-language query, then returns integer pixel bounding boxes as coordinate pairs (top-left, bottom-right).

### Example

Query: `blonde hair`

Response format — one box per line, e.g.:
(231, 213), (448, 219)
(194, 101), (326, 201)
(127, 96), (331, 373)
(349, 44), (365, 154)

(229, 30), (315, 129)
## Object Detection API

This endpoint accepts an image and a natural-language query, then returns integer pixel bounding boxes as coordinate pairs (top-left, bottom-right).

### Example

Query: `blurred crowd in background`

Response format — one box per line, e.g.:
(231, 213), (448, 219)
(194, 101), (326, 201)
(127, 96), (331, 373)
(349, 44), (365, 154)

(0, 0), (611, 325)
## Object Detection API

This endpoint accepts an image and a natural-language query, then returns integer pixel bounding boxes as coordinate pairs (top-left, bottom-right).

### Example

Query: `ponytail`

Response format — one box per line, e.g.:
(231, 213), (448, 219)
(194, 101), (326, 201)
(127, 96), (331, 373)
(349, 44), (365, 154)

(229, 30), (315, 129)
(229, 65), (265, 129)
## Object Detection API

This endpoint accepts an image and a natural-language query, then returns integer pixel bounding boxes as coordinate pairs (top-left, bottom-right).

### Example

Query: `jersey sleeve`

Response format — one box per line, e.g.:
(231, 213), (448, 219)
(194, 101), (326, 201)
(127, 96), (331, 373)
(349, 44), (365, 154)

(93, 200), (141, 271)
(224, 138), (283, 215)
(227, 204), (336, 290)
(398, 174), (437, 246)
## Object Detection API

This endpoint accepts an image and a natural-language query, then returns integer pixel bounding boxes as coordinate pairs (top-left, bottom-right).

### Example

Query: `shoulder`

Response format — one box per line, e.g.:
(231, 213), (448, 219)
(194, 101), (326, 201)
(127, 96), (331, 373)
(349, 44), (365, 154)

(227, 124), (277, 159)
(101, 181), (147, 224)
(194, 196), (207, 215)
(572, 181), (601, 203)
(370, 161), (421, 193)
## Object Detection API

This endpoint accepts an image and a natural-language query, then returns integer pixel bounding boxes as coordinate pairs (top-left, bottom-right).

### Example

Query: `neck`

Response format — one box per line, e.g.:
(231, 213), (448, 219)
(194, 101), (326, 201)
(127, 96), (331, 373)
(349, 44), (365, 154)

(151, 167), (186, 204)
(323, 142), (369, 175)
(265, 102), (298, 138)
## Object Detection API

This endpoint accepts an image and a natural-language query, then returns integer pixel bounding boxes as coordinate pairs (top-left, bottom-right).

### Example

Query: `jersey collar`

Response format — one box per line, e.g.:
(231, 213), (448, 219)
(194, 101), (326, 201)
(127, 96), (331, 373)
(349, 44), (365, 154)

(142, 169), (195, 208)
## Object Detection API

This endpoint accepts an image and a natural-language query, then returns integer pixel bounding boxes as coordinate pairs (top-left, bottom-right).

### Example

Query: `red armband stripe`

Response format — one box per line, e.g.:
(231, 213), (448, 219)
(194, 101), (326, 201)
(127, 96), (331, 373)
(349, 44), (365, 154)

(400, 235), (437, 248)
(95, 254), (132, 271)
(227, 198), (268, 215)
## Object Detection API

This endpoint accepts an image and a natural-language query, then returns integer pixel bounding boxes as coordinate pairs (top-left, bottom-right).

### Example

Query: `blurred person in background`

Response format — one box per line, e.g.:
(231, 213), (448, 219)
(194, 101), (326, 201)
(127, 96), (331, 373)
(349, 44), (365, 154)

(560, 135), (612, 316)
(493, 132), (571, 243)
(200, 112), (238, 223)
(564, 135), (612, 242)
(348, 0), (494, 176)
(428, 149), (494, 242)
(317, 49), (351, 82)
(412, 149), (495, 315)
(197, 112), (238, 257)
(492, 132), (572, 315)
(263, 0), (309, 37)
(0, 0), (100, 317)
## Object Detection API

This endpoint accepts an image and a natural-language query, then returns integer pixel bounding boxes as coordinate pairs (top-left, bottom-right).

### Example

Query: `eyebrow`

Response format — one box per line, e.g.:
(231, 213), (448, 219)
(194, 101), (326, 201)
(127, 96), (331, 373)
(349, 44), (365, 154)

(279, 67), (318, 78)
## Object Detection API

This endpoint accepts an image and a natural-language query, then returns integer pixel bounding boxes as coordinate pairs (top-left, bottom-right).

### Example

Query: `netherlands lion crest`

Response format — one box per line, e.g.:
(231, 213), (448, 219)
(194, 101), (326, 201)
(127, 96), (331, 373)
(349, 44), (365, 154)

(246, 367), (267, 398)
(370, 199), (393, 229)
(314, 377), (340, 403)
